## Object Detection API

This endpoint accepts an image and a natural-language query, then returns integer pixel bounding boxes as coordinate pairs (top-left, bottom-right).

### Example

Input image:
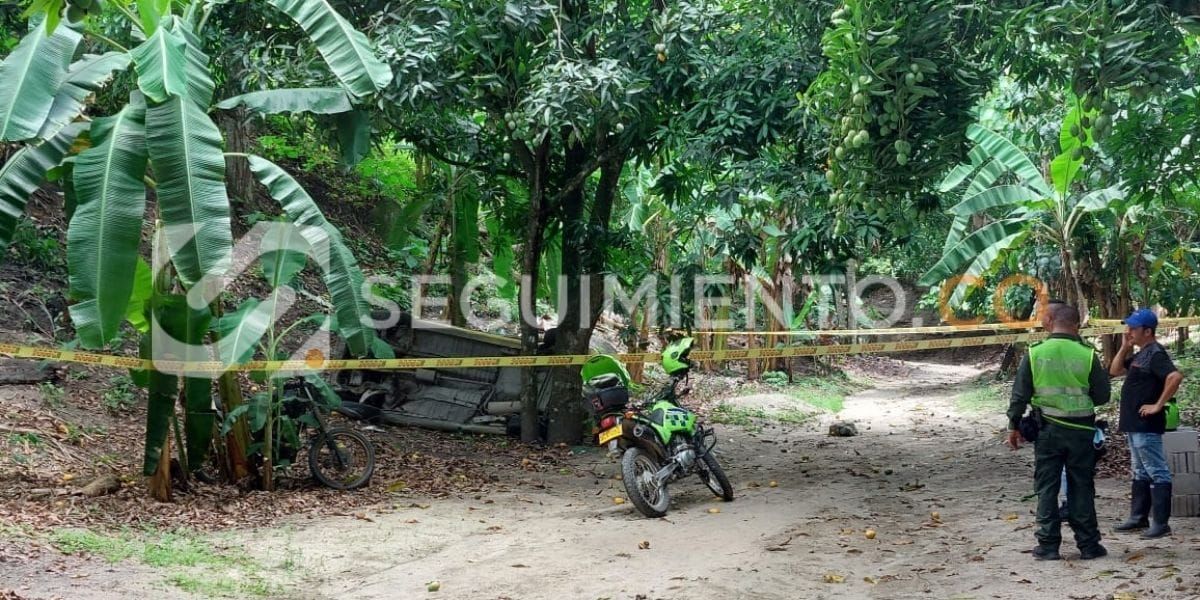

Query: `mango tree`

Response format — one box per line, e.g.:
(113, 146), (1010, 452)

(0, 0), (390, 497)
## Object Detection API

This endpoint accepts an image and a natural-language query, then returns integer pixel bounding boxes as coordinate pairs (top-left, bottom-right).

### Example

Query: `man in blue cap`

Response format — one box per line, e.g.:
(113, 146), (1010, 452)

(1111, 308), (1185, 538)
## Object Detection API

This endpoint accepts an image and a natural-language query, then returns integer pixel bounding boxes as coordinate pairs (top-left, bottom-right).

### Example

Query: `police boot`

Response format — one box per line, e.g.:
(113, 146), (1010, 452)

(1114, 480), (1151, 532)
(1142, 482), (1172, 539)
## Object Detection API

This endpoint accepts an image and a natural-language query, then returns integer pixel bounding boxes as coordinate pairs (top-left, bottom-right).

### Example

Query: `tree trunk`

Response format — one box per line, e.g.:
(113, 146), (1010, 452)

(220, 110), (255, 211)
(519, 137), (552, 443)
(148, 433), (172, 502)
(544, 151), (624, 444)
(210, 301), (253, 483)
(626, 306), (646, 383)
(448, 171), (469, 328)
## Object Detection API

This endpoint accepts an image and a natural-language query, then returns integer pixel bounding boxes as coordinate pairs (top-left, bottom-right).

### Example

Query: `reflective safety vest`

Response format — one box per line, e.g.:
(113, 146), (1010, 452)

(1029, 338), (1096, 421)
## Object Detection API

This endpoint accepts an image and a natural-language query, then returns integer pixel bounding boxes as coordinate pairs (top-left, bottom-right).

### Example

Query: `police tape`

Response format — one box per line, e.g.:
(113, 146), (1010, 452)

(691, 321), (1041, 336)
(689, 316), (1200, 337)
(4, 319), (1189, 372)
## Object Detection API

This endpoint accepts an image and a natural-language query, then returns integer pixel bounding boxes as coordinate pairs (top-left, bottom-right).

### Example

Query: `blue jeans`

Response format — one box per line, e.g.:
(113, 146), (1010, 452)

(1128, 432), (1172, 485)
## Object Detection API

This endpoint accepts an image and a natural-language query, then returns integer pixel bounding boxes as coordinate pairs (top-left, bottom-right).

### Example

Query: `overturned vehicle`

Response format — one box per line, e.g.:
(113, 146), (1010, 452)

(330, 314), (558, 436)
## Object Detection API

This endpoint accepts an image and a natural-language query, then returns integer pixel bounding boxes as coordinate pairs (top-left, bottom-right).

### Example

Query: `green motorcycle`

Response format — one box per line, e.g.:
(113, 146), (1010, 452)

(581, 337), (734, 518)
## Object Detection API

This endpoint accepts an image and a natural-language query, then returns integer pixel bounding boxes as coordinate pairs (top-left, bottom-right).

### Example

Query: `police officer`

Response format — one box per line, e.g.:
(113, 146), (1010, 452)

(1006, 302), (1111, 561)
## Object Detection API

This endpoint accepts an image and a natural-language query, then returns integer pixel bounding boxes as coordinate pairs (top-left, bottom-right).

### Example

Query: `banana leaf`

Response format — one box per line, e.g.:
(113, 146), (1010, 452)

(145, 95), (233, 287)
(0, 20), (81, 142)
(68, 100), (149, 348)
(919, 219), (1027, 288)
(38, 52), (132, 141)
(264, 0), (394, 98)
(0, 122), (87, 251)
(965, 125), (1053, 198)
(246, 155), (377, 356)
(214, 298), (273, 366)
(216, 87), (354, 115)
(130, 24), (189, 104)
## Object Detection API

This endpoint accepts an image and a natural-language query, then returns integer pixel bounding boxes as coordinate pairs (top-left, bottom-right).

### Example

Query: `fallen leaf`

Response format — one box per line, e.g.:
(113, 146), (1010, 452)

(823, 573), (846, 584)
(707, 508), (721, 514)
(354, 513), (374, 523)
(1002, 513), (1018, 521)
(638, 541), (650, 550)
(769, 481), (778, 488)
(511, 564), (529, 568)
(863, 576), (877, 585)
(613, 497), (626, 505)
(386, 481), (407, 492)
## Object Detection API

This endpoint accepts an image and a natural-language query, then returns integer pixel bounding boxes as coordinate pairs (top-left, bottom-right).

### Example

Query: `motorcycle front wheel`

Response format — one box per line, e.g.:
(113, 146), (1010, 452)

(621, 447), (670, 518)
(698, 452), (734, 501)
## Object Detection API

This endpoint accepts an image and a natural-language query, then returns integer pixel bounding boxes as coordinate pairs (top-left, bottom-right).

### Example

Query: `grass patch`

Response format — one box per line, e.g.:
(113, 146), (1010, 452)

(776, 409), (818, 425)
(743, 374), (863, 413)
(50, 529), (139, 563)
(710, 404), (768, 429)
(956, 382), (1008, 413)
(49, 528), (281, 598)
(165, 573), (277, 599)
(714, 374), (865, 429)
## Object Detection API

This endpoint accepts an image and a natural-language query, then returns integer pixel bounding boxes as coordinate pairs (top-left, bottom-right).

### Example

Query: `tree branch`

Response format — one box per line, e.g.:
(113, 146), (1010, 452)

(545, 139), (629, 210)
(408, 140), (524, 179)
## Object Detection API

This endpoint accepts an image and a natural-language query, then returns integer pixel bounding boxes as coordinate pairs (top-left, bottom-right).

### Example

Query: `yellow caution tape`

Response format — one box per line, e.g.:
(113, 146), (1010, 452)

(691, 321), (1042, 336)
(691, 316), (1200, 337)
(1, 319), (1194, 372)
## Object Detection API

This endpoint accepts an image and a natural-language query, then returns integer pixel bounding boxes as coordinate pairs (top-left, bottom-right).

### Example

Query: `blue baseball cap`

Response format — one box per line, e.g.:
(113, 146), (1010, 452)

(1122, 308), (1158, 329)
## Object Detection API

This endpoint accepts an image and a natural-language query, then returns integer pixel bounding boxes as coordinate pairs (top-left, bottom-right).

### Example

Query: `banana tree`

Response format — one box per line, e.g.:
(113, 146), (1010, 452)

(0, 0), (391, 496)
(920, 106), (1124, 319)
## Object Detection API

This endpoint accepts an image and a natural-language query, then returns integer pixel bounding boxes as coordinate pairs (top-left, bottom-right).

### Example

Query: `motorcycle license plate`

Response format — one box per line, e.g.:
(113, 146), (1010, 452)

(598, 424), (623, 445)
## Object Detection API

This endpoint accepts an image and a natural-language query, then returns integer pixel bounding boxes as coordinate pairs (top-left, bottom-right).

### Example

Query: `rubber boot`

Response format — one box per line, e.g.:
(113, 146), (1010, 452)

(1114, 480), (1151, 532)
(1142, 482), (1172, 539)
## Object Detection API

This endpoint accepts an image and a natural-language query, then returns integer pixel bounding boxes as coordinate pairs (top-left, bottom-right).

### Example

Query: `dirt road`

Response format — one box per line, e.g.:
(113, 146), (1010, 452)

(238, 360), (1198, 600)
(10, 359), (1199, 599)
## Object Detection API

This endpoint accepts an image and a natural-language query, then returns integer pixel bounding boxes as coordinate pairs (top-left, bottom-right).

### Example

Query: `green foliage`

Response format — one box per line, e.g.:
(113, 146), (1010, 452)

(709, 404), (768, 430)
(102, 374), (138, 413)
(815, 0), (992, 204)
(39, 381), (64, 408)
(50, 528), (281, 598)
(956, 381), (1008, 413)
(923, 111), (1124, 308)
(8, 219), (64, 270)
(761, 371), (789, 386)
(68, 99), (148, 348)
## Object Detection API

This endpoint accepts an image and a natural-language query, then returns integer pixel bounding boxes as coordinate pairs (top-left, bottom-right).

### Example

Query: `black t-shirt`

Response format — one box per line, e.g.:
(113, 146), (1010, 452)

(1118, 342), (1178, 434)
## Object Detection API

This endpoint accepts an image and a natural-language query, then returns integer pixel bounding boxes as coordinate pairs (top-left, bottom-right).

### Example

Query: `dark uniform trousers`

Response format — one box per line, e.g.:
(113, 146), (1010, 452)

(1034, 422), (1101, 549)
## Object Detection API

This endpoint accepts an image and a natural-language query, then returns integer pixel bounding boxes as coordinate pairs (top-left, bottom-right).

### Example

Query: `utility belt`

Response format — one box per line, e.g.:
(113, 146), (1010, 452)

(1040, 413), (1096, 432)
(1020, 408), (1108, 456)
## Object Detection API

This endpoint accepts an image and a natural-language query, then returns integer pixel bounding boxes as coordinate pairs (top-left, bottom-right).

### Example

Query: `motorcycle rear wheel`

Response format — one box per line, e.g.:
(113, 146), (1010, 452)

(621, 447), (670, 517)
(309, 428), (375, 490)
